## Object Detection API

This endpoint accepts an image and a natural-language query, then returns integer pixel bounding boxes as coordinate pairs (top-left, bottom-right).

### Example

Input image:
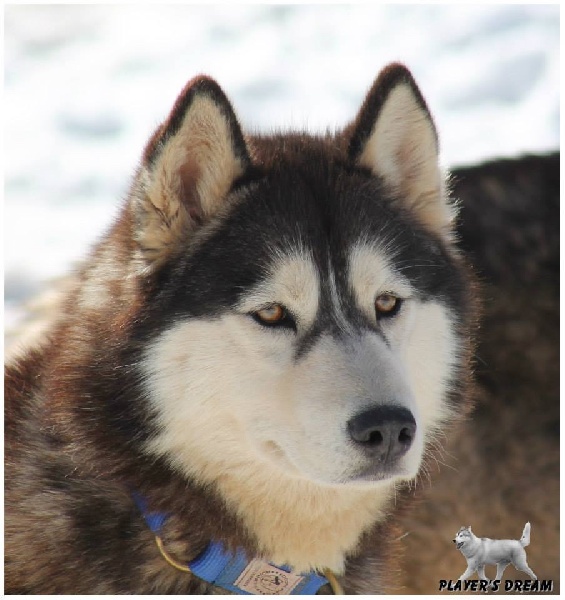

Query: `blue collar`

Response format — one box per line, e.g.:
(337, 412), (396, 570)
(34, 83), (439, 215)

(132, 491), (331, 595)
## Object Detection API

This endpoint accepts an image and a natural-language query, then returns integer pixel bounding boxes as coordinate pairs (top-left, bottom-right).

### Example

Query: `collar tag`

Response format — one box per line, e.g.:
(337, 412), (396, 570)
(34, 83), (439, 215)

(189, 540), (329, 595)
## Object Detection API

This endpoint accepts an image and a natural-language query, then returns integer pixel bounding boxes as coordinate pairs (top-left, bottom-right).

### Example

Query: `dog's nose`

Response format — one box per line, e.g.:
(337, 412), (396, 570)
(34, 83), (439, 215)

(347, 405), (416, 461)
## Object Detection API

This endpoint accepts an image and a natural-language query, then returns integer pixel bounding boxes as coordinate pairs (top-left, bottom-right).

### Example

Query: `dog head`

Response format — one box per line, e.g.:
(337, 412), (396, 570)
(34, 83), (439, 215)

(129, 65), (474, 491)
(453, 526), (474, 550)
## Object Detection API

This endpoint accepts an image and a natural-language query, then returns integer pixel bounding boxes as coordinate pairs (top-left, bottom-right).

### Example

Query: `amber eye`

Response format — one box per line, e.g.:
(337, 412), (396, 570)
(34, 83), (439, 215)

(254, 304), (287, 325)
(375, 293), (401, 318)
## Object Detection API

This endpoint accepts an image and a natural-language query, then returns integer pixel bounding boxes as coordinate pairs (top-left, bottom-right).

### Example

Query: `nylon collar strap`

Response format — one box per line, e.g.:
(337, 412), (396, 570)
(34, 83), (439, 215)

(132, 491), (339, 595)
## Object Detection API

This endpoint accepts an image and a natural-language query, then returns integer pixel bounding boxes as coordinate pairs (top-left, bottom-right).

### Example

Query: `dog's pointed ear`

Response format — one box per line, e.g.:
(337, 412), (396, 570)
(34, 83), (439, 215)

(132, 76), (250, 272)
(347, 63), (453, 236)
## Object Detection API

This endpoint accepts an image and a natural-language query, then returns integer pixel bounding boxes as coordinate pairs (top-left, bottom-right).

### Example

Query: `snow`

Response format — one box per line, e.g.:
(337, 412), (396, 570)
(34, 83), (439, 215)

(4, 4), (560, 329)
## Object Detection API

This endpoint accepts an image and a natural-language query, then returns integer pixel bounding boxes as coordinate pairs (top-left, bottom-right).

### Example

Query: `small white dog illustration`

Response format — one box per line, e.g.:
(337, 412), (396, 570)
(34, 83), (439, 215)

(453, 523), (537, 582)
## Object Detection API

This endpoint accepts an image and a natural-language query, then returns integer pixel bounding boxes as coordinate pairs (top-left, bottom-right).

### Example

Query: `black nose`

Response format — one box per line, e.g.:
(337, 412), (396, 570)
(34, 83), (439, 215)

(347, 406), (416, 461)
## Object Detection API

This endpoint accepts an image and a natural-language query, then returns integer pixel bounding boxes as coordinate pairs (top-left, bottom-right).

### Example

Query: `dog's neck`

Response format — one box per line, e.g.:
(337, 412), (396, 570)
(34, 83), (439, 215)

(459, 534), (481, 557)
(213, 468), (395, 574)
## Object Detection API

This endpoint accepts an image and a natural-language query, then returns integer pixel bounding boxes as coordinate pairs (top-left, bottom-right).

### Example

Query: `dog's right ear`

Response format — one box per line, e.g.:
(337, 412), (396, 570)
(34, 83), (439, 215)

(347, 63), (453, 237)
(132, 76), (250, 272)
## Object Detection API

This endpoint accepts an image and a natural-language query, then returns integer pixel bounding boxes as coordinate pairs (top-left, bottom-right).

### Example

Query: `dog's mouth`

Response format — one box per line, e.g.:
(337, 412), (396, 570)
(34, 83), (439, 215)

(259, 440), (407, 486)
(347, 458), (414, 484)
(456, 541), (464, 549)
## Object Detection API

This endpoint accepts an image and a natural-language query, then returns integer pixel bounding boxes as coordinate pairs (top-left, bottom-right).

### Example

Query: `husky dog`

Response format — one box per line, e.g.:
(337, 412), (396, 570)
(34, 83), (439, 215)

(5, 64), (477, 594)
(453, 524), (537, 582)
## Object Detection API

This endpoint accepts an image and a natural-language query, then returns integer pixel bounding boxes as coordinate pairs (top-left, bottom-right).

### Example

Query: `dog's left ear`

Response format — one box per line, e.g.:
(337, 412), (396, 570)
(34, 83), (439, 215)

(348, 63), (453, 236)
(132, 76), (250, 272)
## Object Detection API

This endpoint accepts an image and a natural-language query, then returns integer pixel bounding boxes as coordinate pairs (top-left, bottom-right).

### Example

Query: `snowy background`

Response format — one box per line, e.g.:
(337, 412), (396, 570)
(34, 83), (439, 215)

(4, 4), (560, 336)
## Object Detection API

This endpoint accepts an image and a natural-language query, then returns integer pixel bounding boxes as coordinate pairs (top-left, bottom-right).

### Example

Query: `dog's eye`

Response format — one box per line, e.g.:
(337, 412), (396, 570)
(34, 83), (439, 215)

(252, 304), (295, 329)
(375, 293), (402, 319)
(256, 304), (285, 323)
